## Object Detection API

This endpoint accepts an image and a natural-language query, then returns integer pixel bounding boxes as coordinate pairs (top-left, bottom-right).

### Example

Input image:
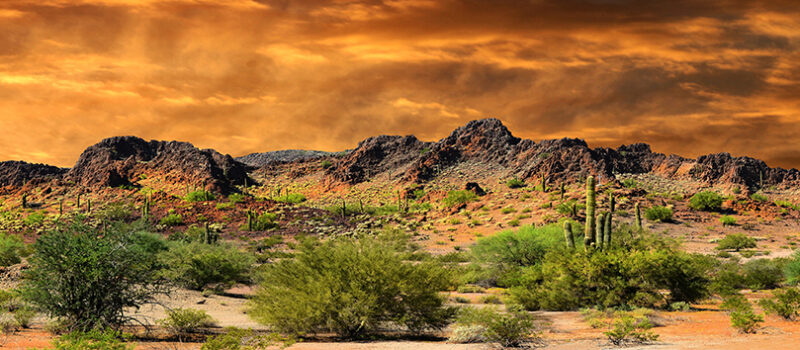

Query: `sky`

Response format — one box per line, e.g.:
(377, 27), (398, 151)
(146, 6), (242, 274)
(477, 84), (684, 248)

(0, 0), (799, 169)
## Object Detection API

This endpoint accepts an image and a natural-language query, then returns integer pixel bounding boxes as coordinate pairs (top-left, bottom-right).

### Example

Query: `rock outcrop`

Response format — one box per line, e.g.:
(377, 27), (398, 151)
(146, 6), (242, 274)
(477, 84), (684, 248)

(0, 161), (65, 187)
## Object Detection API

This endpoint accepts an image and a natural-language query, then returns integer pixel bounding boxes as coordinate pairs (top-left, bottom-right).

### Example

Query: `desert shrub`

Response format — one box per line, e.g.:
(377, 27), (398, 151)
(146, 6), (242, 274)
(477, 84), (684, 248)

(186, 190), (215, 202)
(457, 285), (486, 293)
(759, 288), (800, 320)
(46, 329), (134, 350)
(750, 193), (768, 203)
(470, 224), (565, 286)
(507, 241), (712, 311)
(785, 250), (800, 285)
(159, 242), (255, 291)
(158, 308), (216, 334)
(742, 258), (785, 290)
(448, 306), (537, 347)
(604, 313), (659, 346)
(159, 213), (183, 226)
(668, 301), (690, 312)
(709, 262), (747, 296)
(721, 294), (762, 333)
(274, 193), (306, 204)
(242, 212), (279, 231)
(555, 200), (584, 217)
(215, 202), (234, 210)
(23, 211), (46, 226)
(689, 191), (723, 211)
(14, 306), (36, 328)
(201, 327), (295, 350)
(716, 233), (756, 251)
(0, 232), (27, 267)
(719, 215), (737, 226)
(22, 222), (167, 331)
(644, 206), (672, 222)
(97, 202), (133, 222)
(443, 190), (477, 208)
(506, 178), (525, 189)
(249, 234), (455, 338)
(621, 179), (637, 188)
(228, 193), (246, 203)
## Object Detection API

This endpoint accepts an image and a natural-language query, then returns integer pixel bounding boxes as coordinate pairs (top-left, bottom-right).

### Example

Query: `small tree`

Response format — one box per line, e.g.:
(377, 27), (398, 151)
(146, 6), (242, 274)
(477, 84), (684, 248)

(22, 222), (167, 331)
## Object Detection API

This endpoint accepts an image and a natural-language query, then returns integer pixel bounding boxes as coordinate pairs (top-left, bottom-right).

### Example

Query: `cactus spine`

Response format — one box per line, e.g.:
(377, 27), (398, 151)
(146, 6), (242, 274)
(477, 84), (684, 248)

(584, 176), (596, 249)
(635, 202), (642, 231)
(563, 221), (575, 249)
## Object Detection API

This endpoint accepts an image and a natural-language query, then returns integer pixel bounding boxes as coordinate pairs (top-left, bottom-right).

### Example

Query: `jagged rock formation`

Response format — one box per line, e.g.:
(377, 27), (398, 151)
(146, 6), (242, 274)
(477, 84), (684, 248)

(325, 118), (800, 191)
(65, 136), (251, 193)
(0, 161), (65, 187)
(237, 150), (334, 167)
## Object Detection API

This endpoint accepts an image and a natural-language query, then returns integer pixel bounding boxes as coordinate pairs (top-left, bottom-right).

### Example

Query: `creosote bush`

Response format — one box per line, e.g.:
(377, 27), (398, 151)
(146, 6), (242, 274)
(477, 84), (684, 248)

(716, 233), (756, 251)
(158, 241), (255, 291)
(644, 206), (672, 222)
(201, 327), (295, 350)
(0, 232), (28, 267)
(158, 308), (216, 335)
(443, 190), (477, 208)
(44, 329), (134, 350)
(186, 190), (216, 202)
(249, 232), (455, 338)
(506, 178), (525, 189)
(449, 306), (538, 347)
(759, 288), (800, 320)
(689, 191), (723, 211)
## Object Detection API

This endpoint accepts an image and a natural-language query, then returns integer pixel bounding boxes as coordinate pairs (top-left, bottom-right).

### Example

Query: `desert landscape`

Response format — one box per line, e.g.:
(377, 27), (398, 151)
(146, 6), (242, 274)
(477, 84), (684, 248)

(0, 119), (800, 349)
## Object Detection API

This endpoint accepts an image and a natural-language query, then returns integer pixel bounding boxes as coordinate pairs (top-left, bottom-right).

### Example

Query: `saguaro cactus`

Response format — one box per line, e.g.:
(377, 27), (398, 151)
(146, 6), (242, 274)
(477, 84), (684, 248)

(635, 202), (642, 231)
(563, 221), (575, 249)
(604, 212), (612, 248)
(87, 199), (91, 214)
(540, 175), (547, 192)
(560, 183), (565, 200)
(76, 193), (81, 210)
(59, 199), (63, 217)
(596, 213), (604, 250)
(21, 194), (27, 209)
(584, 176), (596, 248)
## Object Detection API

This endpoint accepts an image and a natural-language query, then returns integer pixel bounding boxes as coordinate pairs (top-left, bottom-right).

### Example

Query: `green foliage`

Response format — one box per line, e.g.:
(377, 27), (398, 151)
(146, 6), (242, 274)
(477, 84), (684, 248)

(249, 234), (455, 338)
(158, 308), (216, 334)
(750, 192), (768, 203)
(555, 200), (584, 217)
(46, 330), (134, 350)
(719, 215), (737, 226)
(449, 306), (538, 347)
(23, 211), (46, 226)
(716, 233), (756, 251)
(603, 313), (659, 346)
(621, 179), (637, 188)
(243, 212), (279, 231)
(320, 160), (333, 169)
(274, 193), (306, 204)
(22, 222), (167, 332)
(643, 206), (672, 222)
(228, 193), (246, 203)
(158, 241), (255, 290)
(159, 213), (184, 226)
(506, 178), (525, 189)
(201, 327), (295, 350)
(97, 202), (133, 222)
(443, 190), (477, 208)
(730, 309), (763, 333)
(742, 258), (785, 290)
(472, 224), (565, 270)
(186, 190), (216, 202)
(785, 250), (800, 285)
(507, 238), (712, 311)
(759, 288), (800, 320)
(689, 191), (723, 211)
(0, 233), (27, 267)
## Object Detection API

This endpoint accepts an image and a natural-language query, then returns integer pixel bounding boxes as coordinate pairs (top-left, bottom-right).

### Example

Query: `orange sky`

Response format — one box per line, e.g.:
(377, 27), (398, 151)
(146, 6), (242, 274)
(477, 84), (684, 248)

(1, 0), (799, 168)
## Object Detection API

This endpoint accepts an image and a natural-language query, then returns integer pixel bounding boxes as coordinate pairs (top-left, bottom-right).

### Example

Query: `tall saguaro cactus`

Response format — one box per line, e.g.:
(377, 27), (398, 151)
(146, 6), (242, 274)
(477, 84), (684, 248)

(635, 202), (642, 231)
(604, 212), (612, 247)
(563, 221), (575, 249)
(584, 176), (596, 248)
(596, 213), (604, 250)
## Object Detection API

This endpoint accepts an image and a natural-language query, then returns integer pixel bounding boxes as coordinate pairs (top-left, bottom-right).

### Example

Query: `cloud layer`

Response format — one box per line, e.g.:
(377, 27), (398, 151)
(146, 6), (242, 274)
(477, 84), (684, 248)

(1, 0), (799, 168)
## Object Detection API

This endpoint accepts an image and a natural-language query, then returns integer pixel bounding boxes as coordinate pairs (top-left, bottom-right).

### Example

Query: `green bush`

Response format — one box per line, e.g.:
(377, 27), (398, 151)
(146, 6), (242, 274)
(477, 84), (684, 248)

(721, 294), (762, 333)
(158, 242), (255, 291)
(785, 250), (800, 285)
(644, 206), (672, 222)
(716, 234), (756, 251)
(448, 306), (538, 347)
(228, 193), (246, 203)
(23, 211), (46, 227)
(47, 329), (134, 350)
(750, 193), (768, 203)
(201, 327), (295, 350)
(604, 313), (659, 346)
(97, 202), (133, 222)
(472, 223), (565, 270)
(186, 190), (215, 202)
(22, 222), (167, 331)
(0, 233), (27, 267)
(443, 190), (477, 208)
(159, 213), (183, 226)
(158, 308), (216, 334)
(742, 258), (785, 290)
(555, 200), (584, 217)
(243, 212), (279, 231)
(507, 240), (712, 310)
(719, 215), (737, 226)
(689, 191), (723, 211)
(506, 178), (525, 189)
(759, 288), (800, 320)
(274, 193), (306, 204)
(249, 234), (455, 338)
(320, 160), (333, 169)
